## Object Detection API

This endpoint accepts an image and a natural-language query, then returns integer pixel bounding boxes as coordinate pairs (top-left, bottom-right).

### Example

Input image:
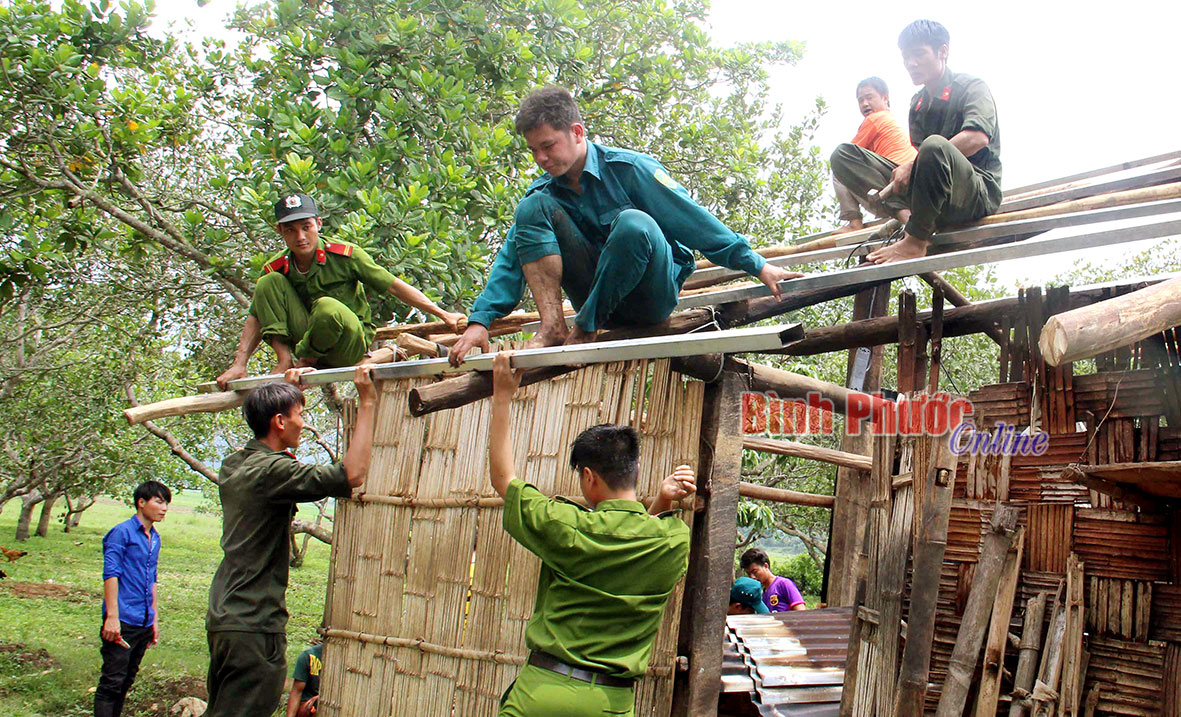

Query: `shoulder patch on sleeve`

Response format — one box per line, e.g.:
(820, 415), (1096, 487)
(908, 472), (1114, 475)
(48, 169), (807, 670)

(653, 167), (681, 191)
(324, 241), (354, 257)
(264, 256), (289, 274)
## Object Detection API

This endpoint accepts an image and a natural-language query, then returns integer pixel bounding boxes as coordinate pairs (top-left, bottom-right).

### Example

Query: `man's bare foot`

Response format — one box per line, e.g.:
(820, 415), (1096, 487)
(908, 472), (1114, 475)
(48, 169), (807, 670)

(831, 220), (864, 236)
(867, 233), (929, 264)
(523, 325), (568, 349)
(563, 327), (597, 345)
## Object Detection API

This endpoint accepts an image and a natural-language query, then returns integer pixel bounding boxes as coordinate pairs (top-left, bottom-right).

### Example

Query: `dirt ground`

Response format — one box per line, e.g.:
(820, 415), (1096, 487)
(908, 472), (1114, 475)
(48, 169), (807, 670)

(122, 675), (208, 716)
(0, 643), (57, 671)
(4, 581), (93, 602)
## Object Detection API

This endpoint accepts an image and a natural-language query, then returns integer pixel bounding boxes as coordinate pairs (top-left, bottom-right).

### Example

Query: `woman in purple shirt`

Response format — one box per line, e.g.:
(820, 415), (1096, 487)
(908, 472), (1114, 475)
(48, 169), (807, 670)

(739, 548), (806, 612)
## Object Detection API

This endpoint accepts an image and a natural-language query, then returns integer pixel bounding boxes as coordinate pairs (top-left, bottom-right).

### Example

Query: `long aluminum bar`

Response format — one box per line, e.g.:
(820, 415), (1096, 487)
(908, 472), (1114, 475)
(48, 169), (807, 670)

(1003, 151), (1181, 196)
(675, 216), (1181, 310)
(685, 196), (1181, 289)
(221, 323), (802, 391)
(998, 165), (1181, 213)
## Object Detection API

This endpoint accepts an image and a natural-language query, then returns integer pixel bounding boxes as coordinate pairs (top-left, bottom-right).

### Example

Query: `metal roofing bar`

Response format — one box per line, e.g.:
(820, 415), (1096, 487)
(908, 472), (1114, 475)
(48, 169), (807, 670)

(689, 196), (1181, 289)
(675, 216), (1181, 310)
(1003, 150), (1181, 196)
(221, 323), (802, 391)
(998, 165), (1181, 213)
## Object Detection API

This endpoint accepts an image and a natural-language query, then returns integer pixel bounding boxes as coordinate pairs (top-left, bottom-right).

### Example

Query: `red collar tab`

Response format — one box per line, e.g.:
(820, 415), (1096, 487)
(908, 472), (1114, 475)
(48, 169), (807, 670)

(916, 97), (923, 111)
(265, 256), (290, 274)
(324, 242), (354, 258)
(315, 248), (327, 264)
(939, 86), (951, 101)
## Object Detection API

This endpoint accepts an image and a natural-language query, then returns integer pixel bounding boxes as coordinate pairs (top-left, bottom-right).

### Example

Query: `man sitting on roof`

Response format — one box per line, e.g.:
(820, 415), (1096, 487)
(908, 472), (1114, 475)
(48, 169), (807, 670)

(448, 86), (801, 366)
(831, 76), (918, 235)
(830, 19), (1002, 264)
(216, 193), (465, 389)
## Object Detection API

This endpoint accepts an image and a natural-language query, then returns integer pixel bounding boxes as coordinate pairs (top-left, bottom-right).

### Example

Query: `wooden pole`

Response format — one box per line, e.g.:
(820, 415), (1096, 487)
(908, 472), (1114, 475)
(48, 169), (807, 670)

(1031, 590), (1068, 717)
(828, 283), (891, 607)
(742, 437), (872, 472)
(935, 504), (1021, 717)
(1039, 276), (1181, 366)
(1008, 592), (1050, 717)
(1058, 554), (1086, 717)
(919, 271), (1006, 346)
(737, 481), (835, 508)
(974, 526), (1026, 717)
(894, 434), (958, 716)
(671, 371), (745, 717)
(123, 390), (245, 425)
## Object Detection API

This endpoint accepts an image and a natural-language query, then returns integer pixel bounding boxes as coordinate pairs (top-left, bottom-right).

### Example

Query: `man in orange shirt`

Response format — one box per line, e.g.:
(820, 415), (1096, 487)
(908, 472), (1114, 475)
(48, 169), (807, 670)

(832, 77), (917, 234)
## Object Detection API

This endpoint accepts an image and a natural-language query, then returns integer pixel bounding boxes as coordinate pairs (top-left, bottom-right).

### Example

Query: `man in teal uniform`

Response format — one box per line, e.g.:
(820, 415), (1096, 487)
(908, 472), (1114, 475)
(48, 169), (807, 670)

(205, 365), (378, 717)
(488, 352), (696, 716)
(217, 193), (464, 388)
(449, 86), (800, 365)
(829, 20), (1002, 264)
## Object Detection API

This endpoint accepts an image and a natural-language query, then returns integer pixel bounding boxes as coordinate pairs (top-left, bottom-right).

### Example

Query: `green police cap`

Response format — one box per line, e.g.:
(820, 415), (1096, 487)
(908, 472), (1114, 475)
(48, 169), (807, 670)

(730, 577), (770, 614)
(274, 193), (319, 224)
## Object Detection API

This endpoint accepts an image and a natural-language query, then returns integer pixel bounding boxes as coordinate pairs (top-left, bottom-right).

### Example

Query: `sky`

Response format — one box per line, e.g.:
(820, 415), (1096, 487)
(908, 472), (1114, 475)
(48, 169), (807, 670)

(153, 0), (1181, 288)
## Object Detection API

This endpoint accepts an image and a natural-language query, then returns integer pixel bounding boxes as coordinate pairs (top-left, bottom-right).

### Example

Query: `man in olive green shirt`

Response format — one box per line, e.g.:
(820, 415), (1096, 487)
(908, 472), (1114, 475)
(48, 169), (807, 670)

(216, 193), (464, 389)
(830, 20), (1002, 264)
(204, 365), (378, 717)
(489, 352), (696, 716)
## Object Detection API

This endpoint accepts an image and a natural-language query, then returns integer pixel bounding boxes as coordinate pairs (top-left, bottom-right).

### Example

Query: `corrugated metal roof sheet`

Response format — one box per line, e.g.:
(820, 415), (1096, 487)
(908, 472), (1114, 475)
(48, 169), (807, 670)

(721, 606), (853, 717)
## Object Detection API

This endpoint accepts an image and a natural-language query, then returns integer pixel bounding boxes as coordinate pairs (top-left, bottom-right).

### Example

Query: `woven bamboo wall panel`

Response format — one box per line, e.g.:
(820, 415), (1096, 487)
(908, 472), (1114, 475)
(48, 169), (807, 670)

(1084, 637), (1165, 717)
(967, 381), (1031, 429)
(1074, 369), (1168, 419)
(1150, 584), (1181, 642)
(319, 361), (704, 717)
(1009, 431), (1089, 504)
(1025, 504), (1074, 573)
(1073, 511), (1171, 582)
(1085, 577), (1153, 642)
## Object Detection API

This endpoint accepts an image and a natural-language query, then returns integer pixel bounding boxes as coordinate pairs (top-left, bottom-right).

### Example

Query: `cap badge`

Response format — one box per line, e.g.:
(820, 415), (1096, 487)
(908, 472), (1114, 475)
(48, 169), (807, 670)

(284, 195), (302, 209)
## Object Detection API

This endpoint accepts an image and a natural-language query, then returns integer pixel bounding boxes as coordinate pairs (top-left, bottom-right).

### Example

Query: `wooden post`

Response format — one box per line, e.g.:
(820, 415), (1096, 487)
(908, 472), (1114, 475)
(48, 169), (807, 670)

(975, 526), (1026, 717)
(898, 290), (918, 394)
(1058, 554), (1086, 717)
(671, 371), (744, 717)
(828, 283), (890, 606)
(894, 433), (958, 716)
(875, 434), (910, 715)
(935, 504), (1021, 717)
(928, 286), (945, 393)
(1008, 592), (1049, 717)
(1039, 276), (1181, 366)
(1032, 589), (1068, 717)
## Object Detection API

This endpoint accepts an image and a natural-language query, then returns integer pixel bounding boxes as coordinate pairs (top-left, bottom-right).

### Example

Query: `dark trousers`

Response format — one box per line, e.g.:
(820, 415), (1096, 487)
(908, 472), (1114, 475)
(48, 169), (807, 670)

(206, 630), (287, 717)
(94, 622), (153, 717)
(830, 135), (1001, 241)
(514, 192), (681, 332)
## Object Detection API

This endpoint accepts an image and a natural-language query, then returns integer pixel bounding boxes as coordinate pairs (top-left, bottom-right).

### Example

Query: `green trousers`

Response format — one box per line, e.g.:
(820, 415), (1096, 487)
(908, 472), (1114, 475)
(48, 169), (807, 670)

(205, 630), (286, 717)
(514, 192), (682, 333)
(499, 663), (635, 716)
(250, 272), (370, 367)
(830, 135), (1002, 241)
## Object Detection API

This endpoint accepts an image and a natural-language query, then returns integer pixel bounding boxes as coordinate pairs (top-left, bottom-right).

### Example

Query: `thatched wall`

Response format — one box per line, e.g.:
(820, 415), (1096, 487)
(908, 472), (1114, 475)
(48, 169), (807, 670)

(318, 359), (704, 716)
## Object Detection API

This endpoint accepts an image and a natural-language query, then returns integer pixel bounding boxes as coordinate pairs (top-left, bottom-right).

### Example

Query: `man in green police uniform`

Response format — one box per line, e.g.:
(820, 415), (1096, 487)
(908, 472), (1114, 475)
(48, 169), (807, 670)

(204, 364), (378, 717)
(449, 86), (801, 366)
(830, 19), (1002, 264)
(489, 352), (696, 716)
(217, 193), (464, 389)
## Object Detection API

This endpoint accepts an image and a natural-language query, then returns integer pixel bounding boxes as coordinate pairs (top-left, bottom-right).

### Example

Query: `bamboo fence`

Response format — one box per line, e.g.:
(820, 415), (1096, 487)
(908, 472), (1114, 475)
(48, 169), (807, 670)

(317, 359), (704, 716)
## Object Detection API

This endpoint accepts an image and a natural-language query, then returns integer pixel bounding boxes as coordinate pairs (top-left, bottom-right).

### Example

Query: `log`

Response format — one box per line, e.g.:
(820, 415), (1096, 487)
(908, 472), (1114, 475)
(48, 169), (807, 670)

(742, 437), (872, 472)
(124, 390), (246, 425)
(395, 332), (442, 358)
(1039, 276), (1181, 366)
(671, 372), (745, 717)
(1008, 593), (1050, 717)
(936, 504), (1021, 717)
(736, 481), (835, 508)
(894, 434), (958, 716)
(1031, 590), (1068, 717)
(376, 310), (570, 341)
(1058, 554), (1086, 717)
(975, 526), (1026, 717)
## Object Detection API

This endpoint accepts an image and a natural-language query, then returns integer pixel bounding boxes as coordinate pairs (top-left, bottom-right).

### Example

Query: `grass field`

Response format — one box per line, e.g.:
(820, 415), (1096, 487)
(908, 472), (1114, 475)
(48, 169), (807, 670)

(0, 490), (332, 717)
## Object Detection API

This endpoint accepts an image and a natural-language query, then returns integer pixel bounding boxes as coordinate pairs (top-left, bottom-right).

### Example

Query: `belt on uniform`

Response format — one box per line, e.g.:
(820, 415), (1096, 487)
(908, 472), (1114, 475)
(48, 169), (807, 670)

(527, 651), (635, 689)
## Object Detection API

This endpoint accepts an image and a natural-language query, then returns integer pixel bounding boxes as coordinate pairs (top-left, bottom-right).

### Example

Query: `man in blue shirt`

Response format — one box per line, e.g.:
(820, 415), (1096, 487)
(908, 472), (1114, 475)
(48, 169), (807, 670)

(95, 480), (170, 717)
(449, 86), (801, 365)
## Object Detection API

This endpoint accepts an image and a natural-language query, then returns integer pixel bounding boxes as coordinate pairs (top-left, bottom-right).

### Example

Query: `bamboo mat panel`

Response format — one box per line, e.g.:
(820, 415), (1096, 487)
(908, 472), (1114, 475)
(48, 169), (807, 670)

(318, 361), (705, 717)
(1073, 511), (1171, 582)
(1150, 584), (1181, 643)
(1084, 637), (1165, 717)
